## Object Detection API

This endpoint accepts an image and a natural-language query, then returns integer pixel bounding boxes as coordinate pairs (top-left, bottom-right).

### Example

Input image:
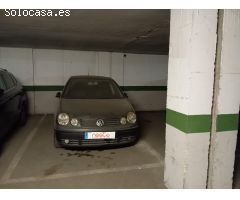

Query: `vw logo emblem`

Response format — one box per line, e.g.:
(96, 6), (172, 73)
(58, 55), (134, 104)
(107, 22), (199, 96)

(96, 119), (104, 127)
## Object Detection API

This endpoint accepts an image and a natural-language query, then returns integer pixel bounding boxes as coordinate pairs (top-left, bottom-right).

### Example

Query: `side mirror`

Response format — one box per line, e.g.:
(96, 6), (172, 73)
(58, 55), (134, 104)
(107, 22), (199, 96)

(0, 88), (4, 97)
(56, 92), (61, 98)
(123, 92), (128, 98)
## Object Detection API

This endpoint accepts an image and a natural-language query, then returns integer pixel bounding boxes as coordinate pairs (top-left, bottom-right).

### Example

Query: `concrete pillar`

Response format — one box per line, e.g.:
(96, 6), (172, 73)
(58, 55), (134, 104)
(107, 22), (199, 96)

(164, 9), (240, 189)
(207, 10), (240, 189)
(164, 10), (218, 188)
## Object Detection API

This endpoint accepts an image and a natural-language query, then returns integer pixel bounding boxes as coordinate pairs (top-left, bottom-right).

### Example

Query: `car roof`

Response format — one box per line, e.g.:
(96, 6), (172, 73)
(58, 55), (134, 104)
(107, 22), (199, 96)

(70, 75), (113, 80)
(0, 68), (7, 72)
(0, 68), (9, 73)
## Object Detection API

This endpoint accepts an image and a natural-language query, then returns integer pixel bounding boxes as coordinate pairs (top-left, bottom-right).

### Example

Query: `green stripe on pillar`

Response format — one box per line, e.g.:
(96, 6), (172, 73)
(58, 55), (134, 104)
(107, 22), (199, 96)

(188, 115), (212, 133)
(166, 109), (188, 132)
(166, 109), (239, 133)
(166, 109), (211, 133)
(217, 114), (239, 132)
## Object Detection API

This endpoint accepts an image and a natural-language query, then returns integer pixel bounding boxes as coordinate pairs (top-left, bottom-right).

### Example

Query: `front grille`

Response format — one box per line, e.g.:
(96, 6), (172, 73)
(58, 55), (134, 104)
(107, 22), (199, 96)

(81, 117), (121, 128)
(60, 139), (79, 146)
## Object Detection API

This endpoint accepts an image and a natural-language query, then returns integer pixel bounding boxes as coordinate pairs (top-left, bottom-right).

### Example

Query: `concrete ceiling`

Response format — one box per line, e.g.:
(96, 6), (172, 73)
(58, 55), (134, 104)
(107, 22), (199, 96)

(0, 9), (170, 55)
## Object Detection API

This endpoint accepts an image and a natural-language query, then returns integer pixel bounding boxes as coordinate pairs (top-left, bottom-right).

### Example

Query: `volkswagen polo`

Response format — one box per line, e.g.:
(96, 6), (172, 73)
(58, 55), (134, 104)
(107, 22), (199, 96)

(54, 76), (140, 148)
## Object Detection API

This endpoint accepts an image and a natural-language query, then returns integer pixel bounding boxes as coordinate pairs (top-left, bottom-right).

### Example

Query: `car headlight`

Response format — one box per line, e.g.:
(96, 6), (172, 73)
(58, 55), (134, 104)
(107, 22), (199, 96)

(127, 112), (136, 124)
(57, 113), (69, 125)
(71, 118), (80, 126)
(120, 117), (127, 125)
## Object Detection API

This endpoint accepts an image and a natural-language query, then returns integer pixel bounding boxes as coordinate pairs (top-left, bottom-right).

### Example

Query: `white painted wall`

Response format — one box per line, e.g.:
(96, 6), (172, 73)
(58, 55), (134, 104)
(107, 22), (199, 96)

(0, 47), (168, 114)
(124, 54), (168, 86)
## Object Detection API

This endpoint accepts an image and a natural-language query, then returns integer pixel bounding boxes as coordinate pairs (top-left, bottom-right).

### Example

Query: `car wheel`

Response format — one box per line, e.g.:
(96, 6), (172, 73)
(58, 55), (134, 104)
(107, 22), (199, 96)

(54, 133), (61, 148)
(19, 103), (28, 126)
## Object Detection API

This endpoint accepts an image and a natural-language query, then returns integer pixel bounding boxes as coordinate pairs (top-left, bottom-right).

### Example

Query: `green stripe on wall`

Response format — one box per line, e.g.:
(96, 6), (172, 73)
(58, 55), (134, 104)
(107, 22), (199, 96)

(217, 114), (239, 132)
(23, 85), (167, 92)
(120, 86), (167, 91)
(166, 108), (239, 133)
(23, 85), (64, 91)
(166, 109), (212, 133)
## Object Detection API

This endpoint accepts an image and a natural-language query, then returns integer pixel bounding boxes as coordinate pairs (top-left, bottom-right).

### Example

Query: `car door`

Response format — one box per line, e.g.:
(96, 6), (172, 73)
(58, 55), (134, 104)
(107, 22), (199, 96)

(8, 73), (22, 120)
(0, 71), (9, 139)
(0, 71), (19, 139)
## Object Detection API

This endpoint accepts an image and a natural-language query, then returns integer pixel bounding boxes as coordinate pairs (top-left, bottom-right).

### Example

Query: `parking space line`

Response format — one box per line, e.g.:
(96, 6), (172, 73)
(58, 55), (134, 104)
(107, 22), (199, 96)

(137, 140), (164, 165)
(0, 115), (46, 183)
(0, 162), (162, 185)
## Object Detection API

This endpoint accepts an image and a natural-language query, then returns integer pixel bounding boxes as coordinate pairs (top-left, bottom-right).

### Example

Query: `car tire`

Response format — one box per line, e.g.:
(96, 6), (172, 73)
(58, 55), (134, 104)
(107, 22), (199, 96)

(19, 103), (28, 126)
(54, 133), (61, 148)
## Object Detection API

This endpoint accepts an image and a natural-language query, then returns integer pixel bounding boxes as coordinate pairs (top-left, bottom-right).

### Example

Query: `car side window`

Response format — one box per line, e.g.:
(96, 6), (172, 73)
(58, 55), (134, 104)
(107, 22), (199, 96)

(2, 72), (15, 90)
(0, 73), (7, 90)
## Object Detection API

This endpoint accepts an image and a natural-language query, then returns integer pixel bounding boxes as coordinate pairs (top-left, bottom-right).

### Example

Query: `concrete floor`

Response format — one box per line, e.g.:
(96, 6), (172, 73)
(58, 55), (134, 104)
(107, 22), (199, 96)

(0, 112), (166, 189)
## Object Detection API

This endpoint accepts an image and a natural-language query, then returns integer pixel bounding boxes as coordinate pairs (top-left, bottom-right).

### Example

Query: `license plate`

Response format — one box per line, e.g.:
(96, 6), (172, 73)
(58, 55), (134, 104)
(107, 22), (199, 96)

(84, 132), (115, 139)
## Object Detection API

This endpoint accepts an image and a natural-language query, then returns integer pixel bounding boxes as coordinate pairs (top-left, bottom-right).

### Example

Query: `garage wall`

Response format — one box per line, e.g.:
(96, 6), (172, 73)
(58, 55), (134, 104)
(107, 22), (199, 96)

(0, 47), (168, 114)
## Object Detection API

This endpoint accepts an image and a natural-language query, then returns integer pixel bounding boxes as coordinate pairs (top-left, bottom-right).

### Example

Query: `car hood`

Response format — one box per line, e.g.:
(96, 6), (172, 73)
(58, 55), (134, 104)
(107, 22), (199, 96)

(59, 98), (134, 117)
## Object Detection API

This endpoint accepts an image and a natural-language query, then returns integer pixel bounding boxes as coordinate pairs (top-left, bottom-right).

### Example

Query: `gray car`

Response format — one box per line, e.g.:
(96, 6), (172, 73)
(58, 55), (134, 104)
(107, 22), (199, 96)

(54, 76), (140, 148)
(0, 68), (28, 143)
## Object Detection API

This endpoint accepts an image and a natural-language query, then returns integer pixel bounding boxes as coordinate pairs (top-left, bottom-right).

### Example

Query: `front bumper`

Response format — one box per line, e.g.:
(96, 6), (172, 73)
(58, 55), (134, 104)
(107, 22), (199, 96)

(54, 126), (140, 148)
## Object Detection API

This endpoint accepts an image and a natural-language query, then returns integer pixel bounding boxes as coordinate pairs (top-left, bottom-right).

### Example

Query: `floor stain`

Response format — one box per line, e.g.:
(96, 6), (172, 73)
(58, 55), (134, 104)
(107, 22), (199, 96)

(44, 164), (62, 176)
(104, 156), (113, 160)
(78, 153), (94, 158)
(97, 160), (107, 166)
(59, 149), (115, 162)
(66, 152), (95, 158)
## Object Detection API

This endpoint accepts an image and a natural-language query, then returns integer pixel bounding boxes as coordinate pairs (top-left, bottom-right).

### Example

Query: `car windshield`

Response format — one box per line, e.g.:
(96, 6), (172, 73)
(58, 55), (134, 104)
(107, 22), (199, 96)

(62, 78), (124, 99)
